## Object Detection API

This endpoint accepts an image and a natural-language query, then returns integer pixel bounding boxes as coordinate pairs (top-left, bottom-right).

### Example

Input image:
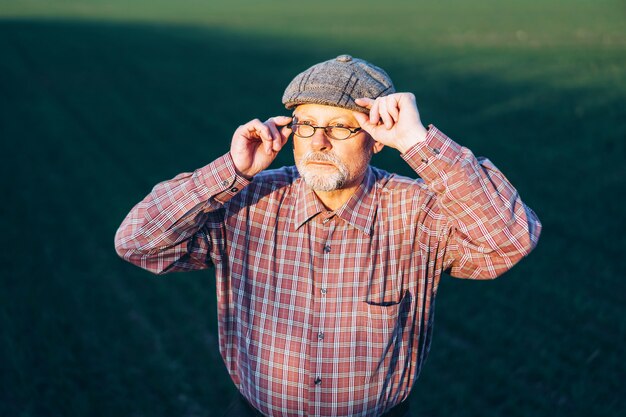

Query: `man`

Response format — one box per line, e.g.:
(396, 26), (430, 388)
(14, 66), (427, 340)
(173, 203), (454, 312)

(115, 54), (541, 417)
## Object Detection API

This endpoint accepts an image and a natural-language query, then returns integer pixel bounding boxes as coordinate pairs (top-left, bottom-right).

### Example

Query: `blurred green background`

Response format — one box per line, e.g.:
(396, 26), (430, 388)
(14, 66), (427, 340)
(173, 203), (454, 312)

(1, 1), (625, 416)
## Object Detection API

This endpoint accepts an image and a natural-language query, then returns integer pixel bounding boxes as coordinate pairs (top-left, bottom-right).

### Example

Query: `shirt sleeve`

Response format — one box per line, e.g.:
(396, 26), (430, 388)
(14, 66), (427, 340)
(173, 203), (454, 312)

(402, 125), (542, 279)
(114, 152), (251, 275)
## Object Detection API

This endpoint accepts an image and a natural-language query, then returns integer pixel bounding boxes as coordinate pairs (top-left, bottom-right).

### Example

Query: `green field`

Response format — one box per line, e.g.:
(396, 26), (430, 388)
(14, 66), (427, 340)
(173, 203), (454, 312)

(1, 1), (625, 416)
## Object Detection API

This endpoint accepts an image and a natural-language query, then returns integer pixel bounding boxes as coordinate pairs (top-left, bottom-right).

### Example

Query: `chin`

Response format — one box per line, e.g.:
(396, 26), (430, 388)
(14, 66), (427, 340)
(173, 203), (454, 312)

(300, 171), (346, 191)
(307, 180), (345, 192)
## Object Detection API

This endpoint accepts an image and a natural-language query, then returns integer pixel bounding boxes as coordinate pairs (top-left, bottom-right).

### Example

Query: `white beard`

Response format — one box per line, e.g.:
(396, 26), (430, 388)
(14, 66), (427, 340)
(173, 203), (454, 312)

(295, 149), (372, 192)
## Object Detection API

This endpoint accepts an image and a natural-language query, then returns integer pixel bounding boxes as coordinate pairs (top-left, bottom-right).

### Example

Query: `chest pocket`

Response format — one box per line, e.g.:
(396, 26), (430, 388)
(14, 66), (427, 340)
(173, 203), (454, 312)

(356, 290), (412, 378)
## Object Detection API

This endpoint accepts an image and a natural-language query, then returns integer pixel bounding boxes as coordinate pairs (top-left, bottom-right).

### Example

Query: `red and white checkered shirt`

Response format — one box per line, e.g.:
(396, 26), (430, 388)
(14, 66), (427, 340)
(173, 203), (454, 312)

(115, 126), (541, 417)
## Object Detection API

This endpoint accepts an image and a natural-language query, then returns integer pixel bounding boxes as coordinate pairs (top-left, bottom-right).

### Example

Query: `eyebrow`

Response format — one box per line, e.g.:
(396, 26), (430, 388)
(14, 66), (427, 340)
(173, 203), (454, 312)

(294, 115), (353, 124)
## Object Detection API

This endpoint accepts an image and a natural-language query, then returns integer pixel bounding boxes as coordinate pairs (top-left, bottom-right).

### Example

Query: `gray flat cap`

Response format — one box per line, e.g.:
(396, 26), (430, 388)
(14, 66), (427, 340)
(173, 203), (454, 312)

(282, 54), (395, 114)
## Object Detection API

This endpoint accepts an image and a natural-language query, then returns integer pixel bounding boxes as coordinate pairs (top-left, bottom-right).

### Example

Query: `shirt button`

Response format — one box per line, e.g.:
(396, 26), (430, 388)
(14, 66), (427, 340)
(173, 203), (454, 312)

(432, 147), (441, 154)
(318, 331), (324, 340)
(320, 288), (327, 295)
(230, 187), (238, 192)
(221, 180), (229, 186)
(314, 377), (322, 385)
(323, 245), (331, 253)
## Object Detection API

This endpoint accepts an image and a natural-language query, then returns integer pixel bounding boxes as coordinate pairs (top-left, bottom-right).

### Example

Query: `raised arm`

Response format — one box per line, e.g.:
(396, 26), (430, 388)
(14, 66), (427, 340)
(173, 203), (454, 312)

(353, 94), (541, 278)
(114, 116), (292, 274)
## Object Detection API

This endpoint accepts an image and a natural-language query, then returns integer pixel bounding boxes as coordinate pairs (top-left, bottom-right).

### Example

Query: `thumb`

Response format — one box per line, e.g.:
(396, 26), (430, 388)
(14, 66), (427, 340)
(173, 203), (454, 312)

(280, 124), (292, 140)
(274, 115), (293, 126)
(353, 111), (375, 134)
(355, 97), (374, 109)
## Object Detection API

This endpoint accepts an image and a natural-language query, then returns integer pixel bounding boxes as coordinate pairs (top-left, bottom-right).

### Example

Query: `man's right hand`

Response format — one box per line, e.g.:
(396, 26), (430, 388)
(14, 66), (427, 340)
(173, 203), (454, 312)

(229, 116), (293, 179)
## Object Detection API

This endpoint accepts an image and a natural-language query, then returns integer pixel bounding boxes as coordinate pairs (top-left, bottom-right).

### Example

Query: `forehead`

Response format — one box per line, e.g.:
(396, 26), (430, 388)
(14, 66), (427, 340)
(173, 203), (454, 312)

(294, 103), (357, 123)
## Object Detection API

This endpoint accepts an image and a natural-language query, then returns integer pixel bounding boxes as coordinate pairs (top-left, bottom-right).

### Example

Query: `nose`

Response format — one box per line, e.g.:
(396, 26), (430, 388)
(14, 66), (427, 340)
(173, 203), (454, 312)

(309, 128), (333, 152)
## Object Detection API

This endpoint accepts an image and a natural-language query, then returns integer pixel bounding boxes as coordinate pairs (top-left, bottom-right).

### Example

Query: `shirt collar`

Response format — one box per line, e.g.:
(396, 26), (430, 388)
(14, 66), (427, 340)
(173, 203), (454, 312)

(292, 167), (378, 235)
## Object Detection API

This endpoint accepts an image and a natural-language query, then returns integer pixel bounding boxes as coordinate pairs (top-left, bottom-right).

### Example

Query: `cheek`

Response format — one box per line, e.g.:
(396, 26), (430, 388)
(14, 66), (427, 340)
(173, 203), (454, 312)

(292, 141), (303, 161)
(292, 138), (308, 157)
(341, 144), (372, 166)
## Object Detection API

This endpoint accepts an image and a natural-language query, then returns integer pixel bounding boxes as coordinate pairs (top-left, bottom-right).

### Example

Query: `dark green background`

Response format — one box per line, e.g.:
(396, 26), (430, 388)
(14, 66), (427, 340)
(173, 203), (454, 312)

(1, 1), (624, 416)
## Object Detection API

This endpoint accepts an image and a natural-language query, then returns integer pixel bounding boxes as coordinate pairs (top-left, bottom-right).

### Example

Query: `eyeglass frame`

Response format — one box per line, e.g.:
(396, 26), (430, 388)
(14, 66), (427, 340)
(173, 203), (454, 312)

(290, 118), (362, 141)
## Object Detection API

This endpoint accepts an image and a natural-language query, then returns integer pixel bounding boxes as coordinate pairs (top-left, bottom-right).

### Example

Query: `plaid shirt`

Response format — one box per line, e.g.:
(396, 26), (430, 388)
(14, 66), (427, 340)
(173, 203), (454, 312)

(115, 126), (541, 417)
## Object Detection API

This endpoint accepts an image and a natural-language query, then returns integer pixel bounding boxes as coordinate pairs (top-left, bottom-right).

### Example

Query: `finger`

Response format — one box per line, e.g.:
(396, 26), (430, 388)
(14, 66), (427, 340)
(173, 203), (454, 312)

(267, 116), (293, 150)
(352, 111), (368, 129)
(265, 122), (282, 151)
(248, 119), (274, 154)
(247, 119), (272, 138)
(355, 97), (374, 109)
(378, 98), (393, 129)
(246, 125), (273, 152)
(369, 99), (380, 125)
(388, 96), (400, 123)
(353, 111), (375, 134)
(280, 125), (292, 146)
(271, 115), (293, 127)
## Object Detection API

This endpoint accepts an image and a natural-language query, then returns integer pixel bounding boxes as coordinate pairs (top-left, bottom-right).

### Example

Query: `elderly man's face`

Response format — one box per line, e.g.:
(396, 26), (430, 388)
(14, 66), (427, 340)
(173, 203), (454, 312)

(292, 104), (382, 192)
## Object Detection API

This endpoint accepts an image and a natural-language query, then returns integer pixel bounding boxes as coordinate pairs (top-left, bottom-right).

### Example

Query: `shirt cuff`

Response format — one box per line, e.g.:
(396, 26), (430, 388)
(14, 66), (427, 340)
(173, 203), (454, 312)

(193, 152), (251, 204)
(401, 125), (463, 193)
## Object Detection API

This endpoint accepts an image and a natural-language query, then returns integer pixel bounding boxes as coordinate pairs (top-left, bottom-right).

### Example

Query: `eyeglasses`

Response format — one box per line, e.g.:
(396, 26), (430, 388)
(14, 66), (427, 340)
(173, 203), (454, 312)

(291, 122), (362, 141)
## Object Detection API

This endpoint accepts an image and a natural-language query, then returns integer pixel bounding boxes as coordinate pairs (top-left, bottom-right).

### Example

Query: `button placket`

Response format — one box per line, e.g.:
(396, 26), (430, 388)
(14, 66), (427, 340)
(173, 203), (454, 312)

(321, 210), (334, 224)
(322, 219), (333, 254)
(311, 221), (335, 398)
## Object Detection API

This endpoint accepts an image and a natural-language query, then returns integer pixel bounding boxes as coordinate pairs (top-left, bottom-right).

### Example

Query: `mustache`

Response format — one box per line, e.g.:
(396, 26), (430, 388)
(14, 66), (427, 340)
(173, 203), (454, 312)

(300, 151), (342, 165)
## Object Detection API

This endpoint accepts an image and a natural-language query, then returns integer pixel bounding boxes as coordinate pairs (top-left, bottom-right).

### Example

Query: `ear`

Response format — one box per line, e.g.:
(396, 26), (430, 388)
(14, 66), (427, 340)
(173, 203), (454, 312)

(371, 140), (385, 154)
(364, 132), (384, 154)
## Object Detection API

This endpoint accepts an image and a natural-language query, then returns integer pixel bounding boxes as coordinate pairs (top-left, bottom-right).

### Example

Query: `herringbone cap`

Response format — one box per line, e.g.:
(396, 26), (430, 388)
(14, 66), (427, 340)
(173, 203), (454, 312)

(282, 55), (395, 114)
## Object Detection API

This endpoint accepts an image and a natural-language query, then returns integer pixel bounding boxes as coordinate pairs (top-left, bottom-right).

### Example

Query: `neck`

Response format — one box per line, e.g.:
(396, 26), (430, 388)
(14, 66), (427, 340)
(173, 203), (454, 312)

(312, 169), (368, 210)
(313, 183), (361, 211)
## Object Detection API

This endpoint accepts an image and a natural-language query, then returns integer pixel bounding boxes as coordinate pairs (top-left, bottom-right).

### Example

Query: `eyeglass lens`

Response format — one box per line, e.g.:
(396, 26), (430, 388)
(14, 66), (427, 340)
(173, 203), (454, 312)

(294, 124), (352, 140)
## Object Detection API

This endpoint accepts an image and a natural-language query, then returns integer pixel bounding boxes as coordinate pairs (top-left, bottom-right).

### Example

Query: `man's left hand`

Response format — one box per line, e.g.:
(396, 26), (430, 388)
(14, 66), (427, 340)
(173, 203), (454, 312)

(353, 93), (428, 154)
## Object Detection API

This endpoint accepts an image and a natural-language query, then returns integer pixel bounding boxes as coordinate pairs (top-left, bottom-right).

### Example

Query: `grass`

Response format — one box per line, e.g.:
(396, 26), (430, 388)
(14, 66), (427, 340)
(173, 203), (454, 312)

(1, 1), (625, 416)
